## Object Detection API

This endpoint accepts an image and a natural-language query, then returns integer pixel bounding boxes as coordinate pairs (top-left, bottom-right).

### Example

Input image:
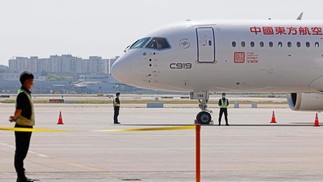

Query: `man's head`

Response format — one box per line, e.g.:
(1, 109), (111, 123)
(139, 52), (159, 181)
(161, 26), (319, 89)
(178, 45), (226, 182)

(116, 92), (120, 97)
(222, 93), (226, 98)
(20, 71), (34, 90)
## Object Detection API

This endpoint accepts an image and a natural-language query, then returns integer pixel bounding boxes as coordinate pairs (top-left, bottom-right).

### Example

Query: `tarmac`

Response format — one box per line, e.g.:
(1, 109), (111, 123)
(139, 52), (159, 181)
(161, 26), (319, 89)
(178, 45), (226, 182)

(1, 103), (323, 181)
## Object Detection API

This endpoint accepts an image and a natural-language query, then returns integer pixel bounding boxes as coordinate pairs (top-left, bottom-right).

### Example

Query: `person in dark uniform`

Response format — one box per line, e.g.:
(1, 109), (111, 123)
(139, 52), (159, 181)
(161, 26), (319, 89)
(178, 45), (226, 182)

(218, 93), (229, 126)
(113, 92), (121, 124)
(9, 72), (35, 182)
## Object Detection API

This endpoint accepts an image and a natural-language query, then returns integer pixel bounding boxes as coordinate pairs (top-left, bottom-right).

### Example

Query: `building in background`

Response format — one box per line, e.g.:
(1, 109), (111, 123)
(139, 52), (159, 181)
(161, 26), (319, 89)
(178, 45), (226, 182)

(8, 55), (114, 74)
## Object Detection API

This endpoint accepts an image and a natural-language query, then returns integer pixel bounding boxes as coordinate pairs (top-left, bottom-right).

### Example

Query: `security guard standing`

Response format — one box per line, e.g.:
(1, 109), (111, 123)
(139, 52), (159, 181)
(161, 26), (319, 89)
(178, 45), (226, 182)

(113, 92), (121, 124)
(9, 72), (35, 182)
(218, 93), (229, 126)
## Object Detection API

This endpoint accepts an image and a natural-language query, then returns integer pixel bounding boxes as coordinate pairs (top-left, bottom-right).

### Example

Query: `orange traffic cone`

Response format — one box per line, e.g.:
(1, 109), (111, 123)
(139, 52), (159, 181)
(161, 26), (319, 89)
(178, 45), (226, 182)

(314, 113), (320, 127)
(270, 111), (277, 123)
(57, 111), (64, 125)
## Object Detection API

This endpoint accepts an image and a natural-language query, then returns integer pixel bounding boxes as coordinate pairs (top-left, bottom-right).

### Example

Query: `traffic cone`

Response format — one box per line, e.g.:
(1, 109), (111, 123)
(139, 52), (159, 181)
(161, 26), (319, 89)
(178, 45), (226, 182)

(57, 111), (64, 125)
(314, 113), (320, 127)
(270, 111), (277, 123)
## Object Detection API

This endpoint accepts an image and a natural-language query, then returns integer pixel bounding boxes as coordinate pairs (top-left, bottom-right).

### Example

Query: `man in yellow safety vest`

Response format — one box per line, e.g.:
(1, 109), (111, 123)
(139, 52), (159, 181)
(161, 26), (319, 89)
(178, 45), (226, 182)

(113, 92), (121, 124)
(218, 93), (229, 126)
(9, 71), (36, 182)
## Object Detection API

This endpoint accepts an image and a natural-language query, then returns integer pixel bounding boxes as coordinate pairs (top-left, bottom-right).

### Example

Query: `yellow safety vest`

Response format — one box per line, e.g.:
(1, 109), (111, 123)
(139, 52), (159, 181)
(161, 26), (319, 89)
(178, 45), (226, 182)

(113, 97), (120, 107)
(219, 98), (228, 109)
(16, 89), (35, 126)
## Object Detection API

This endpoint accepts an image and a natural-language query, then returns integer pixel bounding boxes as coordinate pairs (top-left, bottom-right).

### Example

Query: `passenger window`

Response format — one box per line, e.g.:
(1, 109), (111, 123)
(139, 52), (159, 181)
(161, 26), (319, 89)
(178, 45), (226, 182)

(260, 42), (264, 47)
(130, 37), (151, 49)
(306, 42), (310, 47)
(287, 42), (292, 47)
(232, 41), (236, 47)
(250, 42), (255, 47)
(241, 41), (245, 47)
(146, 37), (170, 50)
(278, 42), (283, 47)
(297, 42), (301, 47)
(315, 42), (320, 47)
(269, 42), (273, 47)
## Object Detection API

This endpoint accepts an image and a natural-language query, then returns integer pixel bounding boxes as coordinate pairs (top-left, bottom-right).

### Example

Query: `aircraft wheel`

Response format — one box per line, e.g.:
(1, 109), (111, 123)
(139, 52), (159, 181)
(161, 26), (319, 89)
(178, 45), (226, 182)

(196, 111), (212, 125)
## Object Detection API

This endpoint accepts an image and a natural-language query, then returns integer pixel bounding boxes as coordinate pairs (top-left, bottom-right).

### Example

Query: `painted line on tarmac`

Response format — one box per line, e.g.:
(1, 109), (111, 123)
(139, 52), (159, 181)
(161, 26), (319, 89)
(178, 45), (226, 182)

(1, 143), (48, 158)
(0, 142), (15, 149)
(29, 150), (49, 158)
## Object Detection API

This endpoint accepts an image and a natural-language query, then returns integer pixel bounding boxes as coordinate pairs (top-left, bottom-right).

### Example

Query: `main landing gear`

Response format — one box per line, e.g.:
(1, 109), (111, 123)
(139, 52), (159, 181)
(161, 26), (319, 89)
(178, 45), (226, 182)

(190, 91), (213, 125)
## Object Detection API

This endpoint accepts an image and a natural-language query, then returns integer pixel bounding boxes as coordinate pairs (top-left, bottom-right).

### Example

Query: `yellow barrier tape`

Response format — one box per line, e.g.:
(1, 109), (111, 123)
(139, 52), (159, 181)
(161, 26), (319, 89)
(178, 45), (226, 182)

(0, 126), (195, 133)
(96, 126), (195, 132)
(0, 127), (76, 132)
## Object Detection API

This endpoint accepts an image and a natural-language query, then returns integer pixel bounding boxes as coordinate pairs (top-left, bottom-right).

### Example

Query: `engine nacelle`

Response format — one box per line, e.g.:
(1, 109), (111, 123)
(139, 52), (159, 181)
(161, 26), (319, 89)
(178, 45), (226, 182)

(287, 93), (323, 111)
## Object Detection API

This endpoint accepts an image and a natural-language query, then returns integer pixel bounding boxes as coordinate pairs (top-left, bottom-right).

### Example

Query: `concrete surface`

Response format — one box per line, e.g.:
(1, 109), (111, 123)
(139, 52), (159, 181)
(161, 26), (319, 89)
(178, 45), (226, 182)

(1, 104), (323, 181)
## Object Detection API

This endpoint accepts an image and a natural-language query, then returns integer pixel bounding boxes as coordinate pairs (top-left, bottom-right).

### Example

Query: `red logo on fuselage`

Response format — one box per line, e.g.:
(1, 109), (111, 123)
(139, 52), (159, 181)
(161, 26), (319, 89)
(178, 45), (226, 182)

(234, 52), (245, 63)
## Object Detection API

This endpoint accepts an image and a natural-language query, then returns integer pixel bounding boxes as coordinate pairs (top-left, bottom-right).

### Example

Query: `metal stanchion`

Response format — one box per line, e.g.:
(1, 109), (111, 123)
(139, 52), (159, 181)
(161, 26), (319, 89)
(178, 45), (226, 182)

(196, 124), (201, 182)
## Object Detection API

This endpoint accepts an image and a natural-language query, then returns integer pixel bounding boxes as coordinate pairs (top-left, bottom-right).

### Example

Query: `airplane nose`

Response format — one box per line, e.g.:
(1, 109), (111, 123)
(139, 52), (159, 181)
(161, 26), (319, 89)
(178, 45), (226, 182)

(111, 56), (132, 84)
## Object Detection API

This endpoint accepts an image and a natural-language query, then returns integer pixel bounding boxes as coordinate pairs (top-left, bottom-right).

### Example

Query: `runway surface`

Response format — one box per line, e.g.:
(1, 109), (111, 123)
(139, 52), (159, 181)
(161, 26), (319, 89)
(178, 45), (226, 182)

(1, 104), (323, 181)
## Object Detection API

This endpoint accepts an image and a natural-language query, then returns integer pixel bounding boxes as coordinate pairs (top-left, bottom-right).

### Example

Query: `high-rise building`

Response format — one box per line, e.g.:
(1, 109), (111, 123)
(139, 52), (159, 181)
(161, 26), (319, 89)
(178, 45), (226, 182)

(61, 54), (78, 73)
(9, 57), (29, 72)
(87, 56), (105, 74)
(39, 58), (50, 73)
(49, 55), (61, 73)
(29, 56), (39, 73)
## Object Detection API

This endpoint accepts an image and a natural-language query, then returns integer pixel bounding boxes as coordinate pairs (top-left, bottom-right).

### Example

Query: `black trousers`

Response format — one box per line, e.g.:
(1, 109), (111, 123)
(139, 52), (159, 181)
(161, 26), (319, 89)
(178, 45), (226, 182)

(114, 107), (120, 123)
(14, 124), (32, 178)
(218, 108), (228, 125)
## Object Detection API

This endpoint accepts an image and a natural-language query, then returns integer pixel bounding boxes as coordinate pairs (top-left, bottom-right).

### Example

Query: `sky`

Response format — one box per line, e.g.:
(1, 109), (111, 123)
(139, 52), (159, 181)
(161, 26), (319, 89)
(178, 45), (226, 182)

(1, 0), (323, 65)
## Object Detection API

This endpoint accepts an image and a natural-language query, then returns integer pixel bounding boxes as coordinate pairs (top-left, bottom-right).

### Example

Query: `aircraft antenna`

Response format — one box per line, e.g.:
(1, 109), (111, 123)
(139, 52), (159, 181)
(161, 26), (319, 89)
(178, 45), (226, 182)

(297, 12), (303, 20)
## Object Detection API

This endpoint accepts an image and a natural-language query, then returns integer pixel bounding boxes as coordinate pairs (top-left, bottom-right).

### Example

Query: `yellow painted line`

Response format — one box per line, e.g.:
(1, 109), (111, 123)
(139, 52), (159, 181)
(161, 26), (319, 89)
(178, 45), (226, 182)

(96, 126), (196, 132)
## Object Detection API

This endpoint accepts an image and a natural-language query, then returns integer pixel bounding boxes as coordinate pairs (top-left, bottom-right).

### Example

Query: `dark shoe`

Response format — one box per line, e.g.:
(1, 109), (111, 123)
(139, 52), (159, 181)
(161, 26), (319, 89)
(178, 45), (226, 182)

(17, 177), (35, 182)
(114, 122), (121, 124)
(226, 124), (229, 126)
(218, 124), (221, 126)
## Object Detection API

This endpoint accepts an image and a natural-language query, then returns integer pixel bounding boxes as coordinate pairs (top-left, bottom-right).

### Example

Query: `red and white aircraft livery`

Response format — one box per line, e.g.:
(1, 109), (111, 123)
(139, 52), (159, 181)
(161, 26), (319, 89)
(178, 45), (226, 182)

(112, 18), (323, 124)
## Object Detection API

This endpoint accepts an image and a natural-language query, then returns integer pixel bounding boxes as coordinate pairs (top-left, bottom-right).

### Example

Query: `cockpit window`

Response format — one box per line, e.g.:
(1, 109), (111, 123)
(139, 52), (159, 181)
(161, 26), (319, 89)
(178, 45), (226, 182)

(129, 37), (151, 49)
(145, 37), (170, 50)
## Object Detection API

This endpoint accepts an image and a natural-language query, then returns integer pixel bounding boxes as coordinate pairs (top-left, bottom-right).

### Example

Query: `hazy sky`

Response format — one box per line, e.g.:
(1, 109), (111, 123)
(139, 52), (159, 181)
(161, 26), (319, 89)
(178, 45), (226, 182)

(1, 0), (323, 65)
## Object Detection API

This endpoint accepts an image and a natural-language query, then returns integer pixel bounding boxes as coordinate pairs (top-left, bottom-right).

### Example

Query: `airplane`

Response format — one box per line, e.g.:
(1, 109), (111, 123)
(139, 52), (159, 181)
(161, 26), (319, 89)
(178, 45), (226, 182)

(111, 17), (323, 125)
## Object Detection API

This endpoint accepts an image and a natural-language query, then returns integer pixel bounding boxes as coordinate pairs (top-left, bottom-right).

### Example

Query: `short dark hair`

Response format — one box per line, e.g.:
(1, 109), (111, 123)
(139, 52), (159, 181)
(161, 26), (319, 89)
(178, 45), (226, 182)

(116, 92), (120, 96)
(222, 93), (226, 96)
(20, 71), (34, 85)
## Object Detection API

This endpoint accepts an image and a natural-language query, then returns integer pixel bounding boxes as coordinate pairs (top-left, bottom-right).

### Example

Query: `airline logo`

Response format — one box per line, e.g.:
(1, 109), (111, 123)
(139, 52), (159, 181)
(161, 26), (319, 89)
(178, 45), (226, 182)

(179, 38), (190, 49)
(250, 26), (323, 35)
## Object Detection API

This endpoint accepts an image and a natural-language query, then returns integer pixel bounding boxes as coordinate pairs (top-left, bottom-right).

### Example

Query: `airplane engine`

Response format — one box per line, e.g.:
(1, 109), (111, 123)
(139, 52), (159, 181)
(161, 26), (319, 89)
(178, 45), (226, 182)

(287, 93), (323, 111)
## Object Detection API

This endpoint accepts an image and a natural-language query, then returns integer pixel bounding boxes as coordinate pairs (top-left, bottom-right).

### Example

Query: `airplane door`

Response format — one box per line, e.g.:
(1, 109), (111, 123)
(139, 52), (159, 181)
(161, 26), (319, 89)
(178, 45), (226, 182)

(196, 27), (215, 63)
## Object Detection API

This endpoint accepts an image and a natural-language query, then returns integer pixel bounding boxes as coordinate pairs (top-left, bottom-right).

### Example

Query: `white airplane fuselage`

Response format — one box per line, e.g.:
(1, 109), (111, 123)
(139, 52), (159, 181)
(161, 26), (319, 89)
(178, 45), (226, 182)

(112, 20), (323, 93)
(112, 20), (323, 111)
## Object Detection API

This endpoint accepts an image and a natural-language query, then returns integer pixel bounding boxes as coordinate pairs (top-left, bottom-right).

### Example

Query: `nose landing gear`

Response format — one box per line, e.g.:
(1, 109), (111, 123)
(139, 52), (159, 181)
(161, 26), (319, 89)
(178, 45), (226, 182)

(196, 111), (212, 125)
(191, 91), (213, 125)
